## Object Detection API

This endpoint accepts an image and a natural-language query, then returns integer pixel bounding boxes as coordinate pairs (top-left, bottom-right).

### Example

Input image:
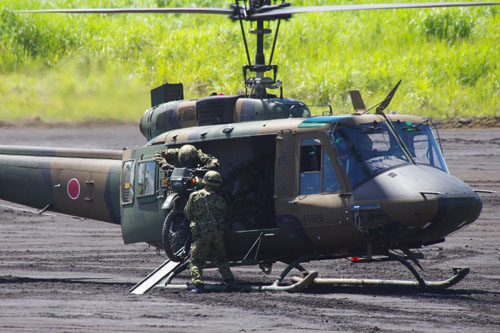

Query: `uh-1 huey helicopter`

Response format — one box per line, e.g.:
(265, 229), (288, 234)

(2, 1), (498, 294)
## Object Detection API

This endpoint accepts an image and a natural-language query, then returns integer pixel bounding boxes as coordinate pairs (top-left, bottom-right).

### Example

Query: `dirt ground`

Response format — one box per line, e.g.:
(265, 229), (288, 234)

(0, 125), (499, 333)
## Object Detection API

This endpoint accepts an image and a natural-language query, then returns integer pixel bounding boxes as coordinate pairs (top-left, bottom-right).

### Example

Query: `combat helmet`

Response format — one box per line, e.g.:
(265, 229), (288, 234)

(203, 170), (223, 188)
(178, 144), (198, 167)
(335, 137), (349, 156)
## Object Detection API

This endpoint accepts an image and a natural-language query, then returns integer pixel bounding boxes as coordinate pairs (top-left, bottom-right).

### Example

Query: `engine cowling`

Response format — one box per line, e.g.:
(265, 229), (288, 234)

(139, 95), (311, 140)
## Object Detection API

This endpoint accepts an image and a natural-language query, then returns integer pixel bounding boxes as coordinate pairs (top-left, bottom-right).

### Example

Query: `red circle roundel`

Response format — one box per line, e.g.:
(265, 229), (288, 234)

(67, 178), (80, 200)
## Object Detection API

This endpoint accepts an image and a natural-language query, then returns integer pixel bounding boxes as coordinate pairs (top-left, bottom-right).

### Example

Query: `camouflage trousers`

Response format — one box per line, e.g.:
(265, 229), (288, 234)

(189, 230), (234, 286)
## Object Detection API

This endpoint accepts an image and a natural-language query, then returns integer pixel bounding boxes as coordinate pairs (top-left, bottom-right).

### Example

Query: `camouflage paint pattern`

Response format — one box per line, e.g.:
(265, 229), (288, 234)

(153, 147), (219, 168)
(140, 96), (311, 141)
(185, 188), (233, 285)
(0, 110), (483, 265)
(119, 147), (165, 244)
(0, 146), (122, 224)
(189, 231), (234, 285)
(184, 188), (227, 234)
(136, 112), (480, 262)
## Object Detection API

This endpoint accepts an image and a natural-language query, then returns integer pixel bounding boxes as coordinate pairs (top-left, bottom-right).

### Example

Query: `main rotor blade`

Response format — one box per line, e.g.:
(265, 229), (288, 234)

(15, 2), (500, 19)
(251, 2), (500, 19)
(14, 7), (232, 15)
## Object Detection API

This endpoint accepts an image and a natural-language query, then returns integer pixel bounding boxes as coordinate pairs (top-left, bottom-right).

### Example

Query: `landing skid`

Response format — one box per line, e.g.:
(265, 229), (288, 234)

(292, 267), (469, 290)
(131, 252), (469, 294)
(156, 256), (319, 292)
(130, 255), (318, 293)
(158, 270), (318, 292)
(292, 251), (470, 290)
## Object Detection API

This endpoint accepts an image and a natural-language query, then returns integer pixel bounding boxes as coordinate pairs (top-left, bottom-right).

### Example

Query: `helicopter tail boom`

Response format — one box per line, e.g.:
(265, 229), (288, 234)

(0, 145), (122, 224)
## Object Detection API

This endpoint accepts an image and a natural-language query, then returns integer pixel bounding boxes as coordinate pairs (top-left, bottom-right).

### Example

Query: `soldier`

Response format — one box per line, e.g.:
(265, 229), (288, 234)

(153, 144), (219, 170)
(336, 138), (350, 174)
(184, 170), (235, 293)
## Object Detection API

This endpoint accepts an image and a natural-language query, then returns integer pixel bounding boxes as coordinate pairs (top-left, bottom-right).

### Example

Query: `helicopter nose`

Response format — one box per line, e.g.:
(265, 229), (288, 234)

(352, 165), (482, 240)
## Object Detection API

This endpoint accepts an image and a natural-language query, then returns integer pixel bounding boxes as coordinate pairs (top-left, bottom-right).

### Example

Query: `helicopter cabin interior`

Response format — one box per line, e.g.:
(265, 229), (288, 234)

(180, 134), (279, 232)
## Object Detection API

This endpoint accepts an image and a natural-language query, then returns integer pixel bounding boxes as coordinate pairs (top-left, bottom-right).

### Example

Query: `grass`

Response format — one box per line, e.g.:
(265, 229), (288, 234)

(1, 0), (499, 122)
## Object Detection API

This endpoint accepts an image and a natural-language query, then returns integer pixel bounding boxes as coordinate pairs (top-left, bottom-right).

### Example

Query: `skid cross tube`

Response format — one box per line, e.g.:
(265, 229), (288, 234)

(387, 251), (426, 287)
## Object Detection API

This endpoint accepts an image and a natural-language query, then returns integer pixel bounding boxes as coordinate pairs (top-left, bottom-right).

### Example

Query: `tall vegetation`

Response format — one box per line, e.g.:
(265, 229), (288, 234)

(1, 0), (499, 122)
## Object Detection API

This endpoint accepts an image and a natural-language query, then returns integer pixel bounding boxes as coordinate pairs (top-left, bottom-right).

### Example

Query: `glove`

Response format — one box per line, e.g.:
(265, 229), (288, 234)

(190, 224), (201, 239)
(207, 160), (220, 169)
(153, 152), (163, 163)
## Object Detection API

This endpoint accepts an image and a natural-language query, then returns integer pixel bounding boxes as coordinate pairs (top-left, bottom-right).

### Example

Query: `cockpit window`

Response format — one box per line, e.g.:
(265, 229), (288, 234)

(391, 121), (449, 173)
(331, 122), (410, 188)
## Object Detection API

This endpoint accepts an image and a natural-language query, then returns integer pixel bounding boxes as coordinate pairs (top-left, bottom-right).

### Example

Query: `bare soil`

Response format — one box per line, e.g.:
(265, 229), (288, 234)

(0, 126), (499, 333)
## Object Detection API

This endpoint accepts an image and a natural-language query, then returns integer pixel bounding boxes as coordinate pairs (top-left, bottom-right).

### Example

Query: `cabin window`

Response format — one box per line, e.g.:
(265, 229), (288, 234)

(299, 139), (340, 194)
(300, 140), (321, 195)
(137, 161), (156, 197)
(121, 160), (135, 204)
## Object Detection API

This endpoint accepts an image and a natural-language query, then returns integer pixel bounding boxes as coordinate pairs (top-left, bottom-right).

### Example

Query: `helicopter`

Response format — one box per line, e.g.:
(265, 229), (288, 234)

(1, 1), (498, 293)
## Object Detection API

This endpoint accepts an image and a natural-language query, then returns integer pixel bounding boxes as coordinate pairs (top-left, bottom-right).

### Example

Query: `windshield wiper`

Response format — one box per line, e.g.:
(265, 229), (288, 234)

(360, 121), (382, 134)
(400, 124), (422, 132)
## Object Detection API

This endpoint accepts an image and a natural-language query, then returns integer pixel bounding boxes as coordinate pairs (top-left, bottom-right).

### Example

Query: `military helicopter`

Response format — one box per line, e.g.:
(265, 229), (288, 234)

(1, 1), (498, 293)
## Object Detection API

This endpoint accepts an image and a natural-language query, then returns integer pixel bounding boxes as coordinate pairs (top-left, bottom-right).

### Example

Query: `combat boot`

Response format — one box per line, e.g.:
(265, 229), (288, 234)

(224, 279), (235, 290)
(190, 284), (206, 293)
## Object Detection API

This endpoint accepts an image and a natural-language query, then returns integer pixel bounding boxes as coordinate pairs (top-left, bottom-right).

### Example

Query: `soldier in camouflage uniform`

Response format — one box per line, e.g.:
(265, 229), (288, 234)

(184, 170), (235, 293)
(153, 144), (220, 169)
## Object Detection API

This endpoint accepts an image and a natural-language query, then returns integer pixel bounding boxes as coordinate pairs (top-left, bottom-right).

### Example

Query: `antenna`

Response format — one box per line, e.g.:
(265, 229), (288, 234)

(349, 90), (367, 114)
(376, 80), (401, 115)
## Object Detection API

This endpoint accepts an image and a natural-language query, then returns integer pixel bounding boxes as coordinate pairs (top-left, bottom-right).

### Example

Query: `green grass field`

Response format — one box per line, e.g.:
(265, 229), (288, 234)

(1, 0), (499, 122)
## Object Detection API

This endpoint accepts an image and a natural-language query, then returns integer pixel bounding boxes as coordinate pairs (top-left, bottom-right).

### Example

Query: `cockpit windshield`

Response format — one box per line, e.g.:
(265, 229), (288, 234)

(391, 120), (448, 173)
(330, 122), (410, 188)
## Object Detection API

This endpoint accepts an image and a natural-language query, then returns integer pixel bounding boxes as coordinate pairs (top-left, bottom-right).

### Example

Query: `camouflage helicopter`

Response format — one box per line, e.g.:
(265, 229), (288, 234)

(1, 1), (498, 293)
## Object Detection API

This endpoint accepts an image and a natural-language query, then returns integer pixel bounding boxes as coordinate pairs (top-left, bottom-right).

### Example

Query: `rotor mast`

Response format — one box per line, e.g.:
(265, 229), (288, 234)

(236, 0), (290, 98)
(254, 20), (266, 66)
(248, 20), (274, 98)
